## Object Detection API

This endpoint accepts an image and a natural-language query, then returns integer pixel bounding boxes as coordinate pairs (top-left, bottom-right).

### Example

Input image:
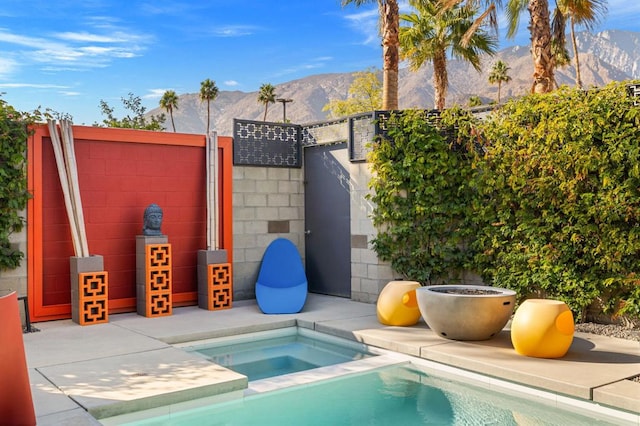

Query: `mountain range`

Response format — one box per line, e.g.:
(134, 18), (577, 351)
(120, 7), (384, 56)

(148, 30), (640, 137)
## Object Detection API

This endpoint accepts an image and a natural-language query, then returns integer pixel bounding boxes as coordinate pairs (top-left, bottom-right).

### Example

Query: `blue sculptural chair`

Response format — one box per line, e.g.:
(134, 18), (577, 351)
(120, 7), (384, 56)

(256, 238), (308, 314)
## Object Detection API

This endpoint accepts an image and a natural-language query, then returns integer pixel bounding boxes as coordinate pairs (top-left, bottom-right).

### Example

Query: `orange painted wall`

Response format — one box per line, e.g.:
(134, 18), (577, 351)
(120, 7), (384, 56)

(28, 125), (233, 321)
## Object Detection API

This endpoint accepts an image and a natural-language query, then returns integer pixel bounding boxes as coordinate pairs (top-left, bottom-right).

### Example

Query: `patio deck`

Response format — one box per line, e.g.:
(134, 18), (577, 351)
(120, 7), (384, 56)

(23, 294), (640, 425)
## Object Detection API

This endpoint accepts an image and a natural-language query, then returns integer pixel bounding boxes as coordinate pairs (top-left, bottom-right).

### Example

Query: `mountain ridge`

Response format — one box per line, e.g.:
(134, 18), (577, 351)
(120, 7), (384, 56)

(149, 30), (640, 136)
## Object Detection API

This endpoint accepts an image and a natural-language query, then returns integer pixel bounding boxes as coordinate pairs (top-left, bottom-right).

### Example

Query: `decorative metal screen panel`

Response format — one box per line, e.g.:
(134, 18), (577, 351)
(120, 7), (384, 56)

(233, 110), (455, 166)
(627, 84), (640, 106)
(233, 119), (301, 167)
(374, 110), (441, 142)
(301, 118), (349, 146)
(349, 113), (376, 162)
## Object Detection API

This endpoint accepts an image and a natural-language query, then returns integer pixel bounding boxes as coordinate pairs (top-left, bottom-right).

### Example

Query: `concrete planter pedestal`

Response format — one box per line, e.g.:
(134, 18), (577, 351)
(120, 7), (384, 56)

(416, 285), (516, 341)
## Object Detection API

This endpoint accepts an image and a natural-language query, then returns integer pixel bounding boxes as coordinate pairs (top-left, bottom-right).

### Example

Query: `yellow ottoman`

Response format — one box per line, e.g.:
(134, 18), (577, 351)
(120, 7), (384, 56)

(511, 299), (575, 358)
(377, 281), (422, 326)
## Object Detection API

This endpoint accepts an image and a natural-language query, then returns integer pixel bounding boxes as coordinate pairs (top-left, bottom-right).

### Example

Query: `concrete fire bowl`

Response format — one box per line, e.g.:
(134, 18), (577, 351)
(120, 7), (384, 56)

(416, 285), (517, 341)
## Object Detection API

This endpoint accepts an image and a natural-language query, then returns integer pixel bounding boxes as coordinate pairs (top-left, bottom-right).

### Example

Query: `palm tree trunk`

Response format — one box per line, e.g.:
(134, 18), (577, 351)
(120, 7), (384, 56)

(381, 0), (399, 110)
(263, 104), (268, 121)
(570, 18), (582, 89)
(433, 50), (448, 110)
(170, 111), (176, 132)
(497, 82), (502, 104)
(528, 0), (555, 94)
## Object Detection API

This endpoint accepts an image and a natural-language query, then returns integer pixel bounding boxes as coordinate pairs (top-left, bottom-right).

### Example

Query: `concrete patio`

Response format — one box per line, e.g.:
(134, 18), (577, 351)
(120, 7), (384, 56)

(23, 294), (640, 425)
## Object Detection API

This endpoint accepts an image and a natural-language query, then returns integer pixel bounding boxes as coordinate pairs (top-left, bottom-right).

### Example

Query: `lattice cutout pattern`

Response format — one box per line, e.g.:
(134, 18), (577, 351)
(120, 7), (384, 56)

(628, 84), (640, 106)
(144, 243), (172, 317)
(205, 263), (232, 310)
(78, 272), (109, 325)
(147, 244), (171, 268)
(233, 120), (300, 167)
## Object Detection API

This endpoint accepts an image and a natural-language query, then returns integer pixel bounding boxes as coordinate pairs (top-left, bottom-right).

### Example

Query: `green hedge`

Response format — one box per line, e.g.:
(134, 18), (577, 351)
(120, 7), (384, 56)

(368, 82), (640, 321)
(474, 82), (640, 320)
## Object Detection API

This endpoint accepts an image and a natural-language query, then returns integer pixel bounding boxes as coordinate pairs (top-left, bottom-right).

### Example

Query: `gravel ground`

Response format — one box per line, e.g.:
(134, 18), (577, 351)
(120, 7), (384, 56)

(574, 322), (640, 342)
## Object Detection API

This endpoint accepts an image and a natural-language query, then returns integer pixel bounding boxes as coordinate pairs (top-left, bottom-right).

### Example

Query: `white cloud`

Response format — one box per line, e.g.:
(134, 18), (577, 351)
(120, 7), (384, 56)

(0, 26), (150, 70)
(342, 8), (379, 46)
(143, 89), (169, 99)
(0, 83), (69, 89)
(273, 55), (334, 78)
(0, 57), (18, 77)
(224, 80), (239, 87)
(210, 25), (257, 37)
(55, 31), (126, 43)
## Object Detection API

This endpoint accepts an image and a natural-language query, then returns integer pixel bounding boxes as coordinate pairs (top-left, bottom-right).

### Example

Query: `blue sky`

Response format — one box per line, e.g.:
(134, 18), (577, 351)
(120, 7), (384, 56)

(1, 0), (638, 126)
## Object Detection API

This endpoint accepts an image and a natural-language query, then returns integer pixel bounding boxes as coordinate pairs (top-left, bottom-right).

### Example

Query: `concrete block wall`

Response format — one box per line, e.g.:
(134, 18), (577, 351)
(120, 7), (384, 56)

(348, 162), (395, 303)
(228, 153), (393, 305)
(231, 166), (304, 300)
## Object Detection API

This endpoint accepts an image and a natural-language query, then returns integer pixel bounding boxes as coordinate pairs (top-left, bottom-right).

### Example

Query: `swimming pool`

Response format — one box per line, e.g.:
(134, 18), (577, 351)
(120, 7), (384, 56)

(102, 329), (633, 425)
(105, 363), (625, 425)
(184, 328), (374, 381)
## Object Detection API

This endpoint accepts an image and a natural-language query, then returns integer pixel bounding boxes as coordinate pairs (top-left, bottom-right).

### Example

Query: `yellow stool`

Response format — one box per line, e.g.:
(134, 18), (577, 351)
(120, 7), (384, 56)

(376, 281), (421, 326)
(511, 299), (575, 358)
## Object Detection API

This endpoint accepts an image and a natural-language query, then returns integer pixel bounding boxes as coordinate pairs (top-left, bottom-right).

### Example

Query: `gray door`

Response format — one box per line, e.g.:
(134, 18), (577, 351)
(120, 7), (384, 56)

(304, 143), (351, 297)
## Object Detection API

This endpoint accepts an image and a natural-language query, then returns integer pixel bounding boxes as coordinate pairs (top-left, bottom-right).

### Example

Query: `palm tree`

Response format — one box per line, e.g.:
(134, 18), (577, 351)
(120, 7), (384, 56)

(159, 90), (179, 132)
(399, 0), (497, 110)
(506, 0), (556, 93)
(257, 83), (276, 121)
(200, 79), (219, 134)
(552, 0), (607, 89)
(446, 0), (557, 94)
(341, 0), (400, 110)
(440, 0), (500, 46)
(488, 60), (512, 103)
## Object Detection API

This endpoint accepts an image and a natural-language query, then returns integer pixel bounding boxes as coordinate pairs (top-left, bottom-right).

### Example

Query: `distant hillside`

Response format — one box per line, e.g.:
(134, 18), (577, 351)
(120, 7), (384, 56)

(148, 30), (640, 136)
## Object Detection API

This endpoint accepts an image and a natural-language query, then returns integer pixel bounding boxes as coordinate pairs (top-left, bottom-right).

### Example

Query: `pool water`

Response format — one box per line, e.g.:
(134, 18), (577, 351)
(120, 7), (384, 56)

(116, 364), (621, 425)
(186, 328), (373, 381)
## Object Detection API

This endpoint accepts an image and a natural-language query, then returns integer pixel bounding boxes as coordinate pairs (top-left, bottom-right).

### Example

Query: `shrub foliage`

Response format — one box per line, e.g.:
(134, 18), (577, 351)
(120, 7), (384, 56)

(367, 110), (476, 285)
(0, 98), (33, 269)
(473, 82), (640, 320)
(368, 82), (640, 320)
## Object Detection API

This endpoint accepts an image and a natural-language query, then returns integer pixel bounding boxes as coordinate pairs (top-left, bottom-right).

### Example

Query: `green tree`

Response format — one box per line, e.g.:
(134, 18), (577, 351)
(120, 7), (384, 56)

(448, 0), (557, 93)
(0, 97), (35, 269)
(160, 90), (179, 132)
(506, 0), (556, 93)
(323, 69), (382, 117)
(400, 0), (497, 110)
(552, 0), (607, 89)
(200, 78), (219, 135)
(341, 0), (400, 110)
(488, 60), (512, 103)
(98, 93), (165, 130)
(468, 95), (482, 106)
(257, 83), (277, 121)
(438, 0), (500, 46)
